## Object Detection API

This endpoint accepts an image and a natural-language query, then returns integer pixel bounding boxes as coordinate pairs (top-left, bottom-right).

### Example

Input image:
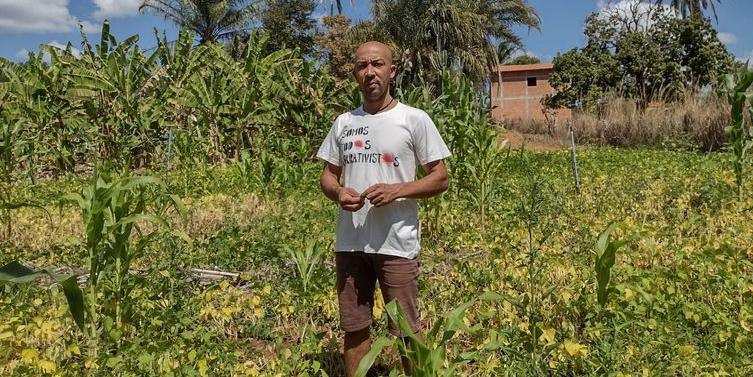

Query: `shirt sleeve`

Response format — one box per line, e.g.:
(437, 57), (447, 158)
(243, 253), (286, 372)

(412, 112), (451, 165)
(316, 116), (342, 166)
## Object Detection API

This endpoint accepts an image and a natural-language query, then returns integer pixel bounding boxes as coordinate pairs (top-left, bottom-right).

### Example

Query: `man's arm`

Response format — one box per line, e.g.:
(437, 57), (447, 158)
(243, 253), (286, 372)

(361, 159), (449, 207)
(320, 162), (365, 211)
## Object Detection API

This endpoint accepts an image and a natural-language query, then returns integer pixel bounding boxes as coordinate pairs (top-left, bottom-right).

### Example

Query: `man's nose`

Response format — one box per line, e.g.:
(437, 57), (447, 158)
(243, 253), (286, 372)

(365, 64), (376, 77)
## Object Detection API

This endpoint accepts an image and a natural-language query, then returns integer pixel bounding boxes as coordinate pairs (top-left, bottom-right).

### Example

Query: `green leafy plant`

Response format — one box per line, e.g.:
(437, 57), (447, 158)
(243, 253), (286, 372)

(355, 292), (501, 377)
(719, 65), (753, 201)
(286, 239), (327, 292)
(464, 121), (508, 237)
(594, 222), (627, 306)
(0, 261), (85, 330)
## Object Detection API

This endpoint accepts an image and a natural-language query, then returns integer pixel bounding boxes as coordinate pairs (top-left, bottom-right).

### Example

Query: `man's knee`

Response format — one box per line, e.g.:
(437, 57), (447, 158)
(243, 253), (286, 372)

(344, 326), (370, 348)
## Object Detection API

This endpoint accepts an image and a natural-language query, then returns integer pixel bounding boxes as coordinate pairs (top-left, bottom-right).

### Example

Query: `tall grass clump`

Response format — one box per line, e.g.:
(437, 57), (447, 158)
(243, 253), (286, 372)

(568, 92), (729, 150)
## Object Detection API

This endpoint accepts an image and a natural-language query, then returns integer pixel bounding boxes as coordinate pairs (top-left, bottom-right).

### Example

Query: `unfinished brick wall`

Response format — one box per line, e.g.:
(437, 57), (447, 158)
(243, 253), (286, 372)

(490, 64), (571, 124)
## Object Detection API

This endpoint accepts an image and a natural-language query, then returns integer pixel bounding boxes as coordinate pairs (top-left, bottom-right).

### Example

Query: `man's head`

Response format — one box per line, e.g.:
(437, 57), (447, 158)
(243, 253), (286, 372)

(353, 41), (396, 101)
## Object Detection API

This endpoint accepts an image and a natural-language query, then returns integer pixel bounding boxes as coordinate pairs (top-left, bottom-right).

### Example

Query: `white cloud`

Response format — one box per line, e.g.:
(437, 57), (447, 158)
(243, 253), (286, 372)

(740, 50), (753, 69)
(15, 48), (29, 60)
(13, 41), (81, 63)
(45, 40), (81, 57)
(78, 20), (102, 34)
(717, 32), (736, 45)
(0, 0), (101, 33)
(509, 49), (539, 59)
(92, 0), (142, 19)
(313, 11), (326, 24)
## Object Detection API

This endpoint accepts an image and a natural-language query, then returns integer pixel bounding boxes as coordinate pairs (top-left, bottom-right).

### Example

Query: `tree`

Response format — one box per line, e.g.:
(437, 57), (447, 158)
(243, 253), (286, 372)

(655, 0), (719, 21)
(371, 0), (540, 88)
(508, 54), (540, 65)
(139, 0), (258, 44)
(321, 0), (351, 14)
(546, 4), (732, 111)
(314, 15), (354, 80)
(260, 0), (317, 56)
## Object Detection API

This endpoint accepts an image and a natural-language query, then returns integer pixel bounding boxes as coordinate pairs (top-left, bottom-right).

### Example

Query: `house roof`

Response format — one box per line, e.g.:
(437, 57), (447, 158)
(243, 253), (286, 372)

(492, 63), (553, 73)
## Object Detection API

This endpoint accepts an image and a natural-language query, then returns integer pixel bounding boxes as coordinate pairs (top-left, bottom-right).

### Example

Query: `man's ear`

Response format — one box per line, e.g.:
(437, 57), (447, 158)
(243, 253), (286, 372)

(390, 64), (396, 79)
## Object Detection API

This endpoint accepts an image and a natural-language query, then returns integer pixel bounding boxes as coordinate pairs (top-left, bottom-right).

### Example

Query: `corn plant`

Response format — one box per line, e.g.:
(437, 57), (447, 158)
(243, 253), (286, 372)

(719, 65), (753, 201)
(258, 149), (276, 193)
(0, 261), (85, 330)
(0, 171), (186, 358)
(511, 165), (562, 372)
(65, 172), (186, 354)
(285, 239), (327, 292)
(594, 222), (627, 307)
(355, 292), (501, 377)
(463, 121), (509, 236)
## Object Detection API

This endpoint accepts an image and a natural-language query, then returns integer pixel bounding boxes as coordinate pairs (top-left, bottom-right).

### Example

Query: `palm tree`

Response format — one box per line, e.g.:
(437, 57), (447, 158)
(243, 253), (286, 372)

(371, 0), (540, 88)
(655, 0), (719, 21)
(139, 0), (259, 44)
(320, 0), (352, 14)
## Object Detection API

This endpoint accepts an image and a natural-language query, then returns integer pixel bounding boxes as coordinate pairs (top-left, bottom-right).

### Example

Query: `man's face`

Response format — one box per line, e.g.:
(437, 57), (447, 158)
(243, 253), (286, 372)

(353, 43), (396, 101)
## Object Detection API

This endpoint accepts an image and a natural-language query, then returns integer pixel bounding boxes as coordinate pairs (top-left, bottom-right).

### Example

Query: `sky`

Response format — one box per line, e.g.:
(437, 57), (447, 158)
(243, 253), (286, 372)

(1, 0), (751, 65)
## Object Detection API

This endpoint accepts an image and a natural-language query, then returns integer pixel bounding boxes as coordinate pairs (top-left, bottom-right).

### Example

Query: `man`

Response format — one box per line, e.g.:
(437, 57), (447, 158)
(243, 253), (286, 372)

(317, 41), (451, 376)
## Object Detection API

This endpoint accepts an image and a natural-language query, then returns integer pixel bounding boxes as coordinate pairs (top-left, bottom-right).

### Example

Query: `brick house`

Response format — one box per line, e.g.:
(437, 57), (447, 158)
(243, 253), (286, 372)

(490, 63), (571, 123)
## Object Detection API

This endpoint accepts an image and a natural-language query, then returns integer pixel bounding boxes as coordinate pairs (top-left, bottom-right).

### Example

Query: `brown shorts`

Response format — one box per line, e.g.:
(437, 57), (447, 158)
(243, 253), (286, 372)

(335, 252), (420, 337)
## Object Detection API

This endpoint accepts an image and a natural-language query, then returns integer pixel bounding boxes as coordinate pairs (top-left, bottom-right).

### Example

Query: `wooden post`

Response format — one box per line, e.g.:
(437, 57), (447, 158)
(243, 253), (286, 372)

(568, 119), (581, 194)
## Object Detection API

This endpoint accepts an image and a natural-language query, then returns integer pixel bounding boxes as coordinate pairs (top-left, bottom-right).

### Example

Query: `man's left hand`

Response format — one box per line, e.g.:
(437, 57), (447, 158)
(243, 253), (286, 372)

(361, 183), (403, 207)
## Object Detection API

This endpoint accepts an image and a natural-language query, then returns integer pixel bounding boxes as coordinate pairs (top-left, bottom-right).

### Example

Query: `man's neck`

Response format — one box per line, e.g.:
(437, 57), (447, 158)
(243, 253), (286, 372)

(363, 93), (396, 115)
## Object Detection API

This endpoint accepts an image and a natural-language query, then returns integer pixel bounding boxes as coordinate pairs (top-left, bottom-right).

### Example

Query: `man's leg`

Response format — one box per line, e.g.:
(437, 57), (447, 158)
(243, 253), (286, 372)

(374, 255), (421, 375)
(344, 327), (370, 377)
(336, 252), (377, 377)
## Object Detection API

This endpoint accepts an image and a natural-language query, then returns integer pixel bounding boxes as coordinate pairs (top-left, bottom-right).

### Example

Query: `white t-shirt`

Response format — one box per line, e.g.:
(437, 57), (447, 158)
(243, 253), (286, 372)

(316, 102), (451, 259)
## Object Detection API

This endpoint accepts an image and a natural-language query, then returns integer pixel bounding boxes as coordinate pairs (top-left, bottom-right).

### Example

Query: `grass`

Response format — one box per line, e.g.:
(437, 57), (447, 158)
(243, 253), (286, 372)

(508, 93), (730, 152)
(0, 147), (752, 376)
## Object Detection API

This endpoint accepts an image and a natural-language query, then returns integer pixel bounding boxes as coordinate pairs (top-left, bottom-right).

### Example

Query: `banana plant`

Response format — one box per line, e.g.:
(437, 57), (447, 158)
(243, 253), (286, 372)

(3, 46), (82, 175)
(177, 45), (244, 161)
(72, 21), (161, 167)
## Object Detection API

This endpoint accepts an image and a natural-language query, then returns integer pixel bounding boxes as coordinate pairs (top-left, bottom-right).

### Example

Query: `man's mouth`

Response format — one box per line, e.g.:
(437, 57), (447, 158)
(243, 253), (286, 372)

(367, 82), (379, 89)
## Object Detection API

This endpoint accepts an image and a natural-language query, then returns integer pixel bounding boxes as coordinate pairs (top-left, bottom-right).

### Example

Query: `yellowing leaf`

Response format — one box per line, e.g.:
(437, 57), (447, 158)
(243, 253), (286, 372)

(677, 345), (696, 356)
(562, 339), (588, 358)
(372, 292), (384, 319)
(198, 359), (209, 377)
(68, 344), (81, 356)
(21, 348), (38, 362)
(539, 328), (556, 345)
(38, 360), (56, 373)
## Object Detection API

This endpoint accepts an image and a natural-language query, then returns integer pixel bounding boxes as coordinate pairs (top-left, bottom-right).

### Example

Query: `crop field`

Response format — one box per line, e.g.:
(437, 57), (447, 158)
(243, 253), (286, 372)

(1, 147), (752, 376)
(1, 21), (753, 377)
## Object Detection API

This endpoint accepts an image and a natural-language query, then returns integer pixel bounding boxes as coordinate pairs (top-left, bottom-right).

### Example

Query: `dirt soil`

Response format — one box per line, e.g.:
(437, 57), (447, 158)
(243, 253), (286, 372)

(500, 130), (569, 152)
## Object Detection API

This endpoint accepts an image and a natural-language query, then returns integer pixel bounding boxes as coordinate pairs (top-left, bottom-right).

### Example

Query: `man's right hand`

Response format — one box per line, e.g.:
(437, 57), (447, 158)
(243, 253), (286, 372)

(338, 187), (365, 212)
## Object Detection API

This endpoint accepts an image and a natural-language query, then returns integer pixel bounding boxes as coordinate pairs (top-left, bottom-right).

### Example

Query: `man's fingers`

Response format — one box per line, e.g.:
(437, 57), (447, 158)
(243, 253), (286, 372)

(370, 194), (384, 206)
(360, 184), (379, 200)
(345, 187), (361, 197)
(341, 195), (361, 204)
(366, 188), (383, 201)
(342, 202), (364, 212)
